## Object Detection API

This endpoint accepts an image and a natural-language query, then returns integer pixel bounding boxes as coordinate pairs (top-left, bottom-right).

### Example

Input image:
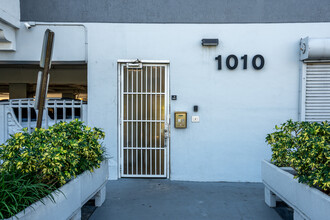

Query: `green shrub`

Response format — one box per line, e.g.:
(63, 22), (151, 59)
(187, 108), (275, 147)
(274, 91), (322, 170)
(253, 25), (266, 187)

(0, 119), (105, 186)
(0, 119), (105, 218)
(0, 171), (56, 219)
(266, 120), (330, 193)
(50, 120), (105, 175)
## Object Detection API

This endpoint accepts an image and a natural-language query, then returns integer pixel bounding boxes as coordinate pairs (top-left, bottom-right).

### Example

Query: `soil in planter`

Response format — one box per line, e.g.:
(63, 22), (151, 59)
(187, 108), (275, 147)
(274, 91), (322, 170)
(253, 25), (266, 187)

(279, 167), (298, 176)
(274, 201), (293, 220)
(82, 199), (97, 220)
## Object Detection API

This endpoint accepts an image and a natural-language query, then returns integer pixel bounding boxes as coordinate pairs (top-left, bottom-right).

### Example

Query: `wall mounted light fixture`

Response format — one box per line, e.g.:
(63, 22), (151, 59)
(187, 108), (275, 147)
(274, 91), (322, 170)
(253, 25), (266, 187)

(24, 22), (36, 30)
(201, 39), (219, 46)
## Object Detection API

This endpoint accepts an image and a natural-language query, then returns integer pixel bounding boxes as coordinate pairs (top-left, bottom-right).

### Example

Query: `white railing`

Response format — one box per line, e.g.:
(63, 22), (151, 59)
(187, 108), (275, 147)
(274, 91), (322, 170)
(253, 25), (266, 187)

(0, 98), (87, 144)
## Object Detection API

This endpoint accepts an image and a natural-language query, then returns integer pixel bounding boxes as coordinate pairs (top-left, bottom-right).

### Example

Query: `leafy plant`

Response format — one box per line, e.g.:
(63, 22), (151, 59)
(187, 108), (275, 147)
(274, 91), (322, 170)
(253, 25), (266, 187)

(266, 120), (330, 193)
(0, 119), (105, 187)
(50, 120), (105, 175)
(0, 171), (56, 219)
(0, 119), (105, 219)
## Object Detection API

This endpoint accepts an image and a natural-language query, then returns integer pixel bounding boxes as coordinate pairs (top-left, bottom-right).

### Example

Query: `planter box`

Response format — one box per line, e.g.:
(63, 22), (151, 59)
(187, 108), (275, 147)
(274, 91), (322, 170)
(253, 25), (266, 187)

(261, 160), (330, 220)
(5, 160), (109, 220)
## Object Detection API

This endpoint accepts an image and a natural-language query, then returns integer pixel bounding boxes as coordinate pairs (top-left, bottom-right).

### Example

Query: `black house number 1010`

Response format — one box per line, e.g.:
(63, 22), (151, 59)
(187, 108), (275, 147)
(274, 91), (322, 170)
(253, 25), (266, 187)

(215, 54), (265, 70)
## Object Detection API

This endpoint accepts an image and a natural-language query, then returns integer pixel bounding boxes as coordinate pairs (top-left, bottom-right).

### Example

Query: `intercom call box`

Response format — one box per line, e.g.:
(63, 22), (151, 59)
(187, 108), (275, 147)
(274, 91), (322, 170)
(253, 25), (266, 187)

(174, 112), (187, 128)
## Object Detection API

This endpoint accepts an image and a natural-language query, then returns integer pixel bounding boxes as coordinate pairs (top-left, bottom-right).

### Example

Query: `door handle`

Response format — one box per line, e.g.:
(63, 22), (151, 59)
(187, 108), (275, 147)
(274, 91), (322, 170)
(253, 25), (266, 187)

(164, 123), (169, 139)
(164, 128), (169, 139)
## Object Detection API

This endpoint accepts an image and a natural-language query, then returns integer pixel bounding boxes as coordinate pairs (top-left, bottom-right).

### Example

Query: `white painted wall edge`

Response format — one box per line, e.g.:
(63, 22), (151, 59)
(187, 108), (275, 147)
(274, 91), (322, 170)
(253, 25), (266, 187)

(0, 0), (20, 28)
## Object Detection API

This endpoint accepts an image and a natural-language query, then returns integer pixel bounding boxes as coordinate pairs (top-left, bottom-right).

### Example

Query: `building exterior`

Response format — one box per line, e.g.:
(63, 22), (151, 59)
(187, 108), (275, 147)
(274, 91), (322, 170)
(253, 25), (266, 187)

(1, 0), (330, 182)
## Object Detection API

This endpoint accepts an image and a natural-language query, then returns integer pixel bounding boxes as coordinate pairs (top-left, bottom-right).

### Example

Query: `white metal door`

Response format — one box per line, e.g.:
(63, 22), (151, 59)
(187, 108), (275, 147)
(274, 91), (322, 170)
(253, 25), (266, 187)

(120, 62), (169, 178)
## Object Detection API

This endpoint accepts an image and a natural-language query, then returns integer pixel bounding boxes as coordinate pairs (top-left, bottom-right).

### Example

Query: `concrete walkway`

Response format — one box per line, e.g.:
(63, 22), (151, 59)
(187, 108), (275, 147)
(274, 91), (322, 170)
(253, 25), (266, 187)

(90, 179), (281, 220)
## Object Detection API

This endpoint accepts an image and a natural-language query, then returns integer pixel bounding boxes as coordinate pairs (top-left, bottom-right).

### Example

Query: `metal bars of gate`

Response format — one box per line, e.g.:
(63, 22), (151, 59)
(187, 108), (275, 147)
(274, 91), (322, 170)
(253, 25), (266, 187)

(121, 64), (167, 177)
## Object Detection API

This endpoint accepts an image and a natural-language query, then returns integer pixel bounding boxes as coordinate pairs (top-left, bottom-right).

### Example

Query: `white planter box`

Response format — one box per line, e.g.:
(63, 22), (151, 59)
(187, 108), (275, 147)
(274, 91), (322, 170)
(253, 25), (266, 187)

(261, 160), (330, 220)
(5, 160), (109, 220)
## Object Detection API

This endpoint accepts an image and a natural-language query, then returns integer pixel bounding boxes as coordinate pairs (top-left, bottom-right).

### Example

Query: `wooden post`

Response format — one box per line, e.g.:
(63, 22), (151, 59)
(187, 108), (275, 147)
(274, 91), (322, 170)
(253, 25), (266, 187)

(36, 30), (54, 128)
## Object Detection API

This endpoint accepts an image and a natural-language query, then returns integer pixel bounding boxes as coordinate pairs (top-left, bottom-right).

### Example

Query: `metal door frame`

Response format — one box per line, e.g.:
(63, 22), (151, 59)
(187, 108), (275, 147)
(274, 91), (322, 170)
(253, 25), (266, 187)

(117, 60), (170, 178)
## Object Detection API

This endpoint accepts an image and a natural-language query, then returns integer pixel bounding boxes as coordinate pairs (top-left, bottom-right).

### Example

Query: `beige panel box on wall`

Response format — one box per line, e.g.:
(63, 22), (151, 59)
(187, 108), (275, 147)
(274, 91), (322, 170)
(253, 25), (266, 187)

(174, 112), (187, 128)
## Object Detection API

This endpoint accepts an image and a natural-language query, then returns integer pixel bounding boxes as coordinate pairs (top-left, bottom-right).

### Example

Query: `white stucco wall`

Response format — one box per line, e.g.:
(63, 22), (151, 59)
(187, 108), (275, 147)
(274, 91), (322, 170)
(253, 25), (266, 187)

(85, 23), (330, 182)
(0, 0), (20, 50)
(0, 0), (20, 27)
(0, 23), (86, 61)
(1, 22), (330, 182)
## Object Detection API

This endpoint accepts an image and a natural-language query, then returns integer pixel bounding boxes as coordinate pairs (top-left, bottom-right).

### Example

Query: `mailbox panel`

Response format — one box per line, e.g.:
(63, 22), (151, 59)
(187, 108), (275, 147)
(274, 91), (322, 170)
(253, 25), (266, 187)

(174, 112), (187, 128)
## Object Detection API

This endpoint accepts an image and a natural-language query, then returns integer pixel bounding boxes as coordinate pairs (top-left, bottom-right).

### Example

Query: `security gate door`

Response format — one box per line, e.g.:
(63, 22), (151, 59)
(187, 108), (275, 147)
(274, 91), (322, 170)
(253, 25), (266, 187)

(120, 62), (169, 178)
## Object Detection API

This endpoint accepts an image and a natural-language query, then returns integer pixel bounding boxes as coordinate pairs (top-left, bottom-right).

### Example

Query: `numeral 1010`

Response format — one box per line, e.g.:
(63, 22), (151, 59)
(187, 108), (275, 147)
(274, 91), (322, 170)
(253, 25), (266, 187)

(215, 54), (265, 70)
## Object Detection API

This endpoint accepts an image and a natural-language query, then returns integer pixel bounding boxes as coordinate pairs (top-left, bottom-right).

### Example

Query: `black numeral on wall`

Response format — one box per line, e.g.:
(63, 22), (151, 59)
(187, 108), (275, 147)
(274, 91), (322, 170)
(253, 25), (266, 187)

(252, 55), (265, 70)
(241, 55), (247, 69)
(215, 55), (222, 70)
(215, 54), (264, 70)
(226, 55), (238, 70)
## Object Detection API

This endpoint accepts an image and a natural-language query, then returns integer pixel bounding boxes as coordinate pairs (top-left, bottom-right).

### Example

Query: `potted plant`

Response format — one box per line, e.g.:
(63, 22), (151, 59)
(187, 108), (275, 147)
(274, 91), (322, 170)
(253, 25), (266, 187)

(262, 120), (329, 220)
(0, 120), (108, 220)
